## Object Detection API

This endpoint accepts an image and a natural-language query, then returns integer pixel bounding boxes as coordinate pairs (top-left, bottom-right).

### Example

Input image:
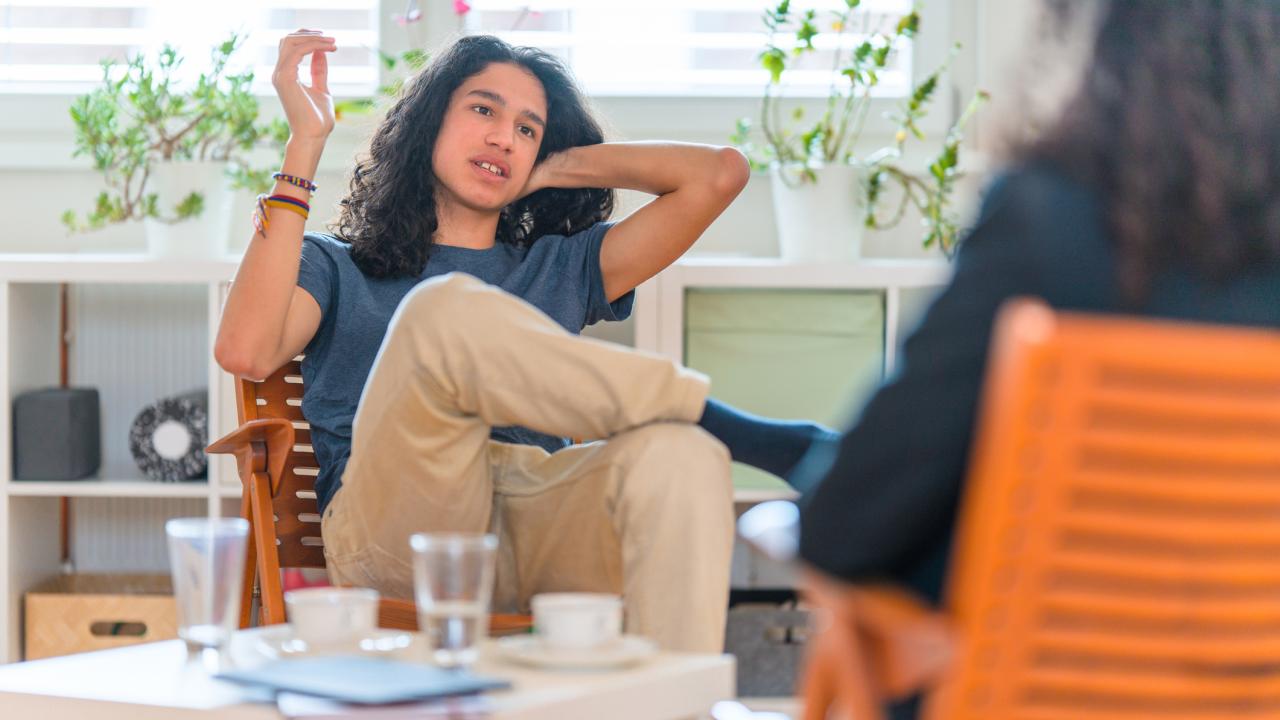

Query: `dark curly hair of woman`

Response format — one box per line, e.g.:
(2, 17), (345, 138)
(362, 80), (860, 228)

(1024, 0), (1280, 304)
(333, 35), (614, 278)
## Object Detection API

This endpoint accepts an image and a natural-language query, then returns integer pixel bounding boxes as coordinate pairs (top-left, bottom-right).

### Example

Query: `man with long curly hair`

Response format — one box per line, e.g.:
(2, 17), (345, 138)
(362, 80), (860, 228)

(215, 32), (833, 652)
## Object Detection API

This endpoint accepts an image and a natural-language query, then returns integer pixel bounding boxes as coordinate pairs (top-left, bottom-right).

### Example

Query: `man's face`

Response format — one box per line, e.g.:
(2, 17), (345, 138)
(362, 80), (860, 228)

(431, 62), (548, 214)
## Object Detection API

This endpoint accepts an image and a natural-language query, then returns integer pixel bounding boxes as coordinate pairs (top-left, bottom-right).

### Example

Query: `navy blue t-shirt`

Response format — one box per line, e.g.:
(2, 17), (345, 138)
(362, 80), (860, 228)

(296, 221), (633, 514)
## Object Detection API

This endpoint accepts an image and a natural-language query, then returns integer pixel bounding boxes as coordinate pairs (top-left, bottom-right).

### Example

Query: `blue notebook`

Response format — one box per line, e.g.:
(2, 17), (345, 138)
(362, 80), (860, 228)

(217, 657), (511, 705)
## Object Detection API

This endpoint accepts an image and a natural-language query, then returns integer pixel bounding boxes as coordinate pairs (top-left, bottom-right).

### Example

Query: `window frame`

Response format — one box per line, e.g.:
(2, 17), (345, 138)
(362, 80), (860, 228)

(0, 0), (969, 170)
(458, 1), (922, 101)
(0, 1), (382, 96)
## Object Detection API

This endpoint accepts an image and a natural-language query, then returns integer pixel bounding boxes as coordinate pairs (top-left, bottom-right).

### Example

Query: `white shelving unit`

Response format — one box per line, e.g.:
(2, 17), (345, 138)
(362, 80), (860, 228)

(636, 256), (953, 367)
(633, 256), (953, 506)
(5, 481), (238, 499)
(0, 253), (954, 662)
(0, 255), (240, 663)
(633, 257), (952, 590)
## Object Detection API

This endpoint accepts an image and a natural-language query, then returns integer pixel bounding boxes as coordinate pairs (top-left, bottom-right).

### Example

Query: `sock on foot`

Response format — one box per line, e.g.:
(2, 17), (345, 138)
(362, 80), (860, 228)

(696, 397), (840, 482)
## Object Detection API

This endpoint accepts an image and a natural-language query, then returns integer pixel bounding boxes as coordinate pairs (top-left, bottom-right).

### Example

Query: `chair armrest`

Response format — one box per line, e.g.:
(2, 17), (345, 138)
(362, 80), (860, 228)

(206, 418), (296, 496)
(377, 597), (419, 630)
(376, 597), (532, 637)
(490, 613), (534, 637)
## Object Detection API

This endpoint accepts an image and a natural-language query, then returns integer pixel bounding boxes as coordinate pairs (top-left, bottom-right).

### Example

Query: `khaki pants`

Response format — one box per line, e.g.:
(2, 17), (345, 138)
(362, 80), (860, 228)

(320, 273), (735, 652)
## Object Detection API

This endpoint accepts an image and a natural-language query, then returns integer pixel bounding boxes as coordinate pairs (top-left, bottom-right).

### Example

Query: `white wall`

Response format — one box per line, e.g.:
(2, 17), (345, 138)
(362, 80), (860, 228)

(0, 0), (1039, 260)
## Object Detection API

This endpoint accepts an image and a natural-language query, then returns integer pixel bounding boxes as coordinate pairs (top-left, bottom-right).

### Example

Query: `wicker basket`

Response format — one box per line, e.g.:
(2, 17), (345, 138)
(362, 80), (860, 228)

(24, 573), (177, 660)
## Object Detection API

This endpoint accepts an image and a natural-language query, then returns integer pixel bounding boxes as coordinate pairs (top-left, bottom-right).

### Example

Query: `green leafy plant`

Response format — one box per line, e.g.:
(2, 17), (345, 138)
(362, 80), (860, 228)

(333, 48), (431, 120)
(730, 1), (988, 257)
(62, 34), (288, 233)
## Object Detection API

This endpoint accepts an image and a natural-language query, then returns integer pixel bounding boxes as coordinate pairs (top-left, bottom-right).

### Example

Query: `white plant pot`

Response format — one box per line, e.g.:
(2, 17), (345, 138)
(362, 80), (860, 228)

(769, 163), (867, 262)
(142, 160), (234, 259)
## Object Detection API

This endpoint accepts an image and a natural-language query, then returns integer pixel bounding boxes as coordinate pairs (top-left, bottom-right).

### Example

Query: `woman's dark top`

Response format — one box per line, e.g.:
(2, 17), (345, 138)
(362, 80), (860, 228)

(796, 164), (1280, 603)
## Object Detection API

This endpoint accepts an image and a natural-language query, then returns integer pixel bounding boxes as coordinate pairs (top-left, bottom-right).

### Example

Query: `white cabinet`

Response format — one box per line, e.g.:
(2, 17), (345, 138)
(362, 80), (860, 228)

(633, 257), (952, 588)
(634, 257), (952, 498)
(0, 254), (953, 660)
(0, 255), (239, 663)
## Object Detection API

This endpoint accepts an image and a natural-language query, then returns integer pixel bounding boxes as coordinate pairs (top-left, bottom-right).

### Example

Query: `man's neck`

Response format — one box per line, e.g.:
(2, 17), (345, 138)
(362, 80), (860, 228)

(434, 197), (500, 250)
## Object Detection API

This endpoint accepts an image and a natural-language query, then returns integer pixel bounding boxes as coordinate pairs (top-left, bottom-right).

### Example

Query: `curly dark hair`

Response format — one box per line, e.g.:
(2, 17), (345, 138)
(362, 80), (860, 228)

(333, 35), (615, 278)
(1023, 0), (1280, 303)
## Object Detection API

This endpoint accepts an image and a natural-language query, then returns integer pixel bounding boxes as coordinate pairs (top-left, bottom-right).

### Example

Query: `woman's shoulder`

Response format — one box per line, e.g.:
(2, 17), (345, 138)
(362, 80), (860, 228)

(958, 161), (1114, 295)
(981, 162), (1101, 223)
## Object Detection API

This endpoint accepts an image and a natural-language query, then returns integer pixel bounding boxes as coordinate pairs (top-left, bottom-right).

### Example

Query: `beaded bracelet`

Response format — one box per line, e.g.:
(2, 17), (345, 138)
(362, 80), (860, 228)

(272, 172), (317, 193)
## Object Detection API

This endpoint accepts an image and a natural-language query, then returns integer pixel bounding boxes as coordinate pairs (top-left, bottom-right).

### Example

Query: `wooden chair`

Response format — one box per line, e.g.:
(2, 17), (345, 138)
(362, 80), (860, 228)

(802, 298), (1280, 720)
(206, 355), (532, 635)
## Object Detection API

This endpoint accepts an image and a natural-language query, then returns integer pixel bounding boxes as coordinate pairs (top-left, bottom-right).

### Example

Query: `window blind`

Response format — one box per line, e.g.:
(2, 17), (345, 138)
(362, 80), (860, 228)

(462, 0), (915, 97)
(0, 0), (379, 94)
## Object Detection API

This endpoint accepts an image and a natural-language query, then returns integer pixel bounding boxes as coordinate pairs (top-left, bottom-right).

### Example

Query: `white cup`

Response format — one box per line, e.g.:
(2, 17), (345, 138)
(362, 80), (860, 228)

(285, 587), (380, 649)
(531, 593), (623, 651)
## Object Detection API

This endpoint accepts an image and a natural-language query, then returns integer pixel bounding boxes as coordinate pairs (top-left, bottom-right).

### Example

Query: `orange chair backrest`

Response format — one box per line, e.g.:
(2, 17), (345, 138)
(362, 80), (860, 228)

(925, 298), (1280, 719)
(235, 358), (326, 571)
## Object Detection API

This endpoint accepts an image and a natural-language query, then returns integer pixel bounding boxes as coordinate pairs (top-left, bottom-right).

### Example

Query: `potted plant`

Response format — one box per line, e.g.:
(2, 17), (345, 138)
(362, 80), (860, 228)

(332, 48), (430, 121)
(62, 34), (287, 258)
(731, 1), (987, 261)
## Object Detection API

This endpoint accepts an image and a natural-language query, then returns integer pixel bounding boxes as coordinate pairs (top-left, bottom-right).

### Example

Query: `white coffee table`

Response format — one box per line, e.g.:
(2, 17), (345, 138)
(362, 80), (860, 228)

(0, 629), (736, 719)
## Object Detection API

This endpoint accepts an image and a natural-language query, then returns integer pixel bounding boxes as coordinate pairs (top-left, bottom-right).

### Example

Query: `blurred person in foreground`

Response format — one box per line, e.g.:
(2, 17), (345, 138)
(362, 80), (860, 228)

(796, 0), (1280, 647)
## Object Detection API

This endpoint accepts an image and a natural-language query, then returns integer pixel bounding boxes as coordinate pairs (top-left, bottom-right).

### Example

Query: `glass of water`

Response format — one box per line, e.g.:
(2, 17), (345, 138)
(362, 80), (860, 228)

(409, 532), (498, 668)
(165, 517), (249, 662)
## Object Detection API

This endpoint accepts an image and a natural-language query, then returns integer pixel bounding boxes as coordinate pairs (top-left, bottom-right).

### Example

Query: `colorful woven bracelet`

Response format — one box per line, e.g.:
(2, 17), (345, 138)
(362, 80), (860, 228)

(251, 208), (267, 237)
(264, 202), (308, 221)
(267, 194), (310, 216)
(252, 194), (270, 236)
(264, 195), (310, 220)
(267, 193), (310, 211)
(272, 172), (317, 193)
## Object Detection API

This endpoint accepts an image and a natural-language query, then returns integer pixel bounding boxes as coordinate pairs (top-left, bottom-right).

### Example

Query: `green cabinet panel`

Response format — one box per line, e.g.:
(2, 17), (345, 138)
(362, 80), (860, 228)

(684, 289), (885, 491)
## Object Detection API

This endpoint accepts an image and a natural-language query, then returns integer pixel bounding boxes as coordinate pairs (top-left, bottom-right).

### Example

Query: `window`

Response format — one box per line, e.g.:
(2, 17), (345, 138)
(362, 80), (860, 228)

(462, 0), (916, 97)
(0, 0), (379, 94)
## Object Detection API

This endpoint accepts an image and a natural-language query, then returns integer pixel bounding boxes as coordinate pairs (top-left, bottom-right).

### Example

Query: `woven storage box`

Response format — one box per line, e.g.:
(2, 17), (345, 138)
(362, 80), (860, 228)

(25, 573), (177, 660)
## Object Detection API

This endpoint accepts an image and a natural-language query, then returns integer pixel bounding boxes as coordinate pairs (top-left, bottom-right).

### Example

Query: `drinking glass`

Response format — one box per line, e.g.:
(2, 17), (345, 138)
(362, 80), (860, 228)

(410, 532), (498, 667)
(165, 517), (249, 660)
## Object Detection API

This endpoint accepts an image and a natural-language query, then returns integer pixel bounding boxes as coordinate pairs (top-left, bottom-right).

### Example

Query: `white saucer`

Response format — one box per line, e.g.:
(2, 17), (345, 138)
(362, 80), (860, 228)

(252, 626), (420, 661)
(494, 635), (657, 670)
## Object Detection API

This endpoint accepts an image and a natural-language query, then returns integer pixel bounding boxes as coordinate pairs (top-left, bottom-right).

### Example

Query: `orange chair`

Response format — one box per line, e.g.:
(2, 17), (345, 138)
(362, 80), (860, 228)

(206, 355), (532, 635)
(802, 298), (1280, 720)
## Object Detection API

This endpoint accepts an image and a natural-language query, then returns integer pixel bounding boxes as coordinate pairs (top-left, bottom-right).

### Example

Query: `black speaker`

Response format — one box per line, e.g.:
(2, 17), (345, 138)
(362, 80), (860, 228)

(13, 387), (101, 480)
